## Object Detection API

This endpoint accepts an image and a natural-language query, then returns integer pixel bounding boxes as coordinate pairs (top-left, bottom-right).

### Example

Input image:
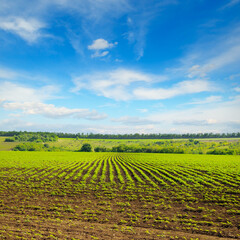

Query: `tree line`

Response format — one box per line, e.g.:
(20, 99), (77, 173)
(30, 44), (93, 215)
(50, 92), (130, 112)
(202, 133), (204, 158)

(3, 132), (58, 143)
(1, 131), (240, 139)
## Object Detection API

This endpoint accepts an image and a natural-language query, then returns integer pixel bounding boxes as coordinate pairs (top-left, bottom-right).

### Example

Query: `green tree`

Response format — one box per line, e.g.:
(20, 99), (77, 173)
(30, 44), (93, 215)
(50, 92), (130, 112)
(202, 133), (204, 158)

(4, 138), (15, 142)
(80, 143), (92, 152)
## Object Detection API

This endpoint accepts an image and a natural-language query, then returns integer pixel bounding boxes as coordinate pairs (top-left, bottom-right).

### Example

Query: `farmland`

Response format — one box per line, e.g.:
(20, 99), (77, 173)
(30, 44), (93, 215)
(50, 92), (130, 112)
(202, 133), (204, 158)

(1, 136), (240, 155)
(0, 152), (239, 239)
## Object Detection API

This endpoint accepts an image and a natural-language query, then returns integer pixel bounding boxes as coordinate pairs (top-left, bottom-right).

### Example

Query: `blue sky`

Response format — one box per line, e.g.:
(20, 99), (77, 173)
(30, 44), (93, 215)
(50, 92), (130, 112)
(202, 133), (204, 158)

(0, 0), (240, 134)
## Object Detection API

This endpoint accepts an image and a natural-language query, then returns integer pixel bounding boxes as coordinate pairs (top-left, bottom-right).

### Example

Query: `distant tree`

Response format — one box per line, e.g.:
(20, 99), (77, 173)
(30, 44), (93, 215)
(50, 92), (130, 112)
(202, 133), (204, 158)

(80, 143), (92, 152)
(4, 138), (15, 142)
(193, 140), (199, 145)
(94, 146), (109, 152)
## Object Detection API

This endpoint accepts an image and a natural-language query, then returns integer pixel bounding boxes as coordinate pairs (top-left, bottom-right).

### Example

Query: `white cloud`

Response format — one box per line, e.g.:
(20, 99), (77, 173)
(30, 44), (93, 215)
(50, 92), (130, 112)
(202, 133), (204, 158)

(0, 80), (107, 121)
(0, 17), (46, 43)
(0, 81), (59, 102)
(1, 96), (240, 133)
(0, 0), (130, 21)
(0, 0), (129, 48)
(3, 101), (107, 120)
(74, 123), (157, 134)
(0, 118), (157, 134)
(112, 116), (158, 125)
(88, 38), (116, 50)
(180, 25), (240, 82)
(163, 26), (240, 87)
(187, 64), (213, 78)
(204, 44), (240, 72)
(0, 67), (17, 79)
(72, 68), (162, 101)
(221, 0), (240, 9)
(187, 96), (222, 105)
(126, 0), (177, 60)
(229, 73), (240, 80)
(83, 96), (240, 132)
(88, 38), (117, 58)
(72, 69), (214, 101)
(91, 51), (109, 58)
(187, 43), (240, 78)
(133, 80), (213, 100)
(52, 0), (130, 21)
(137, 108), (148, 113)
(115, 58), (123, 62)
(126, 12), (148, 60)
(68, 32), (84, 56)
(147, 95), (240, 131)
(0, 118), (35, 130)
(234, 87), (240, 92)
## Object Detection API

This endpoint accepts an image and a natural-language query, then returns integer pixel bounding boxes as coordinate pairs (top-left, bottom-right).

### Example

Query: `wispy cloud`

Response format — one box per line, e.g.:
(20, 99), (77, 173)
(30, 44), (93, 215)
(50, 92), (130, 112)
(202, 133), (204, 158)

(0, 0), (130, 20)
(0, 0), (176, 57)
(0, 81), (59, 102)
(183, 26), (240, 80)
(0, 119), (157, 134)
(173, 119), (217, 126)
(0, 17), (46, 43)
(147, 95), (240, 131)
(1, 96), (240, 133)
(91, 51), (109, 58)
(0, 67), (17, 79)
(126, 14), (149, 60)
(137, 108), (148, 113)
(88, 96), (240, 132)
(68, 31), (85, 56)
(112, 116), (158, 125)
(72, 68), (215, 101)
(0, 118), (35, 131)
(3, 101), (107, 120)
(220, 0), (240, 9)
(133, 80), (214, 100)
(234, 87), (240, 92)
(187, 96), (222, 105)
(51, 0), (130, 21)
(0, 0), (129, 47)
(71, 68), (167, 101)
(126, 0), (177, 59)
(0, 79), (107, 121)
(229, 73), (240, 80)
(198, 43), (240, 75)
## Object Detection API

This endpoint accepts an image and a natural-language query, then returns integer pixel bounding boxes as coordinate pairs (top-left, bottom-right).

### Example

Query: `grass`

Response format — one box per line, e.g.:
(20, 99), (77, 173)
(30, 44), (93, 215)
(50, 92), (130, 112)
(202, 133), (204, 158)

(0, 137), (18, 151)
(2, 136), (239, 154)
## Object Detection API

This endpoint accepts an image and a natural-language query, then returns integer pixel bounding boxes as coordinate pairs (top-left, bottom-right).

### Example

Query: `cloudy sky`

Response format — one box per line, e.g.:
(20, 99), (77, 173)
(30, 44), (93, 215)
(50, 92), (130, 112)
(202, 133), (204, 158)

(0, 0), (240, 134)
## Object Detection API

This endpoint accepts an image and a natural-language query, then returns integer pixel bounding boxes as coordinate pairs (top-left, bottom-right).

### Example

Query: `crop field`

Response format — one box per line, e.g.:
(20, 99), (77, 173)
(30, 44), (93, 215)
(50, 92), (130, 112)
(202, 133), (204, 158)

(0, 152), (239, 239)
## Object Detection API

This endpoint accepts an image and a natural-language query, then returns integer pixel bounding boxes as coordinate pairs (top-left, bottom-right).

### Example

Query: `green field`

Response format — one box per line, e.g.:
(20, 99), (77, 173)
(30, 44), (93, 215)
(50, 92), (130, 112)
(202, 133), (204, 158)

(0, 151), (239, 239)
(0, 137), (18, 151)
(1, 136), (240, 155)
(44, 137), (240, 153)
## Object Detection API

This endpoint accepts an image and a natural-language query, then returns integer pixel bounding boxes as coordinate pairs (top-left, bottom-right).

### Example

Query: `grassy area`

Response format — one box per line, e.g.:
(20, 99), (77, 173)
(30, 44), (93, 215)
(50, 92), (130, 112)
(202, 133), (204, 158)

(1, 136), (240, 154)
(49, 137), (240, 154)
(0, 137), (18, 151)
(0, 151), (239, 239)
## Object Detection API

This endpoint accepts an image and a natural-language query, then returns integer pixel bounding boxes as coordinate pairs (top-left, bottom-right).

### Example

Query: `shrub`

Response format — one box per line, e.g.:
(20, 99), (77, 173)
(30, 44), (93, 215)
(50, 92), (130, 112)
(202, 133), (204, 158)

(207, 149), (234, 155)
(4, 138), (15, 142)
(80, 143), (92, 152)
